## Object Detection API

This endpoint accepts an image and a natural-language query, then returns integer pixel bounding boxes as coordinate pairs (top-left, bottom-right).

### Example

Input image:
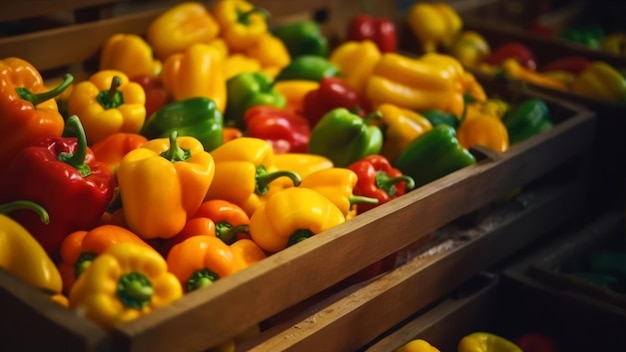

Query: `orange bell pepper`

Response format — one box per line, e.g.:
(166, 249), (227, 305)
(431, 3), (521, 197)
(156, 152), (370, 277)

(167, 235), (265, 292)
(90, 132), (148, 175)
(456, 114), (510, 153)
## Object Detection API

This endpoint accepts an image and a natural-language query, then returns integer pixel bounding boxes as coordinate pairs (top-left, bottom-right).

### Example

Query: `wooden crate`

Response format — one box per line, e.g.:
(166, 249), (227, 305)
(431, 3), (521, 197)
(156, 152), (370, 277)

(0, 1), (597, 351)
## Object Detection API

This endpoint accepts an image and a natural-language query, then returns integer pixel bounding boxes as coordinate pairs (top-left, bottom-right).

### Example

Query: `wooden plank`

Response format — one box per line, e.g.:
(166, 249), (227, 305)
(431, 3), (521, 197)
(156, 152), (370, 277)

(110, 103), (594, 352)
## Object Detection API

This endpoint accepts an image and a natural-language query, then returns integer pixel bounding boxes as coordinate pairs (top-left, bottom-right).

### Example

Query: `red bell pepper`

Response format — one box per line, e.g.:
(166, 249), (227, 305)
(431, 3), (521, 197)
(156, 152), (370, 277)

(346, 14), (397, 53)
(301, 76), (370, 128)
(346, 154), (414, 214)
(244, 105), (311, 154)
(130, 74), (170, 118)
(539, 56), (591, 75)
(0, 115), (115, 260)
(485, 42), (537, 70)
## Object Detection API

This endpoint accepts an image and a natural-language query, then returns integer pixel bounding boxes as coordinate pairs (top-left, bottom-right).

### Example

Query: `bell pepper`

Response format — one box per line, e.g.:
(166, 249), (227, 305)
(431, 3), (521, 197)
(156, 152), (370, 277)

(458, 332), (522, 352)
(457, 114), (510, 153)
(397, 339), (441, 352)
(244, 105), (310, 154)
(374, 103), (433, 162)
(224, 53), (262, 80)
(449, 30), (491, 67)
(421, 109), (461, 129)
(223, 126), (243, 143)
(329, 40), (382, 98)
(571, 61), (626, 102)
(0, 58), (72, 170)
(395, 124), (476, 188)
(273, 80), (320, 112)
(57, 224), (154, 295)
(273, 153), (334, 179)
(502, 98), (553, 144)
(67, 70), (146, 145)
(601, 33), (626, 56)
(308, 107), (383, 168)
(212, 0), (269, 51)
(300, 167), (379, 220)
(515, 332), (558, 352)
(224, 71), (286, 129)
(140, 97), (224, 152)
(365, 52), (464, 117)
(130, 74), (171, 118)
(485, 42), (537, 71)
(421, 52), (487, 103)
(271, 20), (328, 58)
(539, 56), (591, 75)
(205, 137), (302, 216)
(499, 58), (569, 91)
(90, 132), (148, 175)
(559, 25), (604, 50)
(301, 76), (369, 128)
(347, 155), (415, 214)
(346, 14), (397, 53)
(68, 242), (182, 329)
(99, 33), (162, 78)
(244, 32), (291, 78)
(407, 1), (462, 52)
(160, 43), (227, 112)
(0, 200), (62, 294)
(0, 116), (115, 260)
(167, 235), (265, 293)
(118, 132), (215, 239)
(274, 55), (341, 83)
(146, 1), (220, 61)
(248, 187), (345, 252)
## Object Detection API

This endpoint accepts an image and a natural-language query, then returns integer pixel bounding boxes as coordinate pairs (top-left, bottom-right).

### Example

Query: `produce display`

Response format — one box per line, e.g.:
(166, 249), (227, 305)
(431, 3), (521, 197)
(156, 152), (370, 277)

(0, 0), (602, 350)
(397, 331), (557, 352)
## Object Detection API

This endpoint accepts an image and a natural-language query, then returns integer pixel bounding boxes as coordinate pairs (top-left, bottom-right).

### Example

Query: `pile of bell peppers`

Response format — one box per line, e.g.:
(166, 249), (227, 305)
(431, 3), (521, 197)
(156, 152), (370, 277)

(0, 0), (563, 333)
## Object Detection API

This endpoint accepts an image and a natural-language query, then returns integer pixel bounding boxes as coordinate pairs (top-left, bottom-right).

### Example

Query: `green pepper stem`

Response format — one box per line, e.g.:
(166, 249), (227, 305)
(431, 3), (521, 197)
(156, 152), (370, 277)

(287, 229), (314, 247)
(186, 268), (219, 292)
(16, 73), (74, 108)
(216, 223), (249, 245)
(376, 172), (416, 195)
(363, 111), (383, 125)
(96, 76), (125, 109)
(348, 195), (379, 207)
(160, 130), (191, 162)
(237, 7), (270, 25)
(74, 251), (97, 278)
(58, 115), (92, 177)
(0, 200), (49, 224)
(117, 272), (153, 309)
(256, 166), (302, 194)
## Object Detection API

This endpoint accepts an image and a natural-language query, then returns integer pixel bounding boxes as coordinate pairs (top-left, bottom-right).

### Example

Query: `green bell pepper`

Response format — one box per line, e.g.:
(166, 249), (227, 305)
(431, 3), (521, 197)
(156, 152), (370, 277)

(140, 97), (223, 152)
(395, 125), (476, 188)
(271, 21), (329, 58)
(420, 109), (460, 129)
(502, 98), (553, 144)
(224, 71), (286, 129)
(274, 55), (341, 82)
(308, 108), (383, 167)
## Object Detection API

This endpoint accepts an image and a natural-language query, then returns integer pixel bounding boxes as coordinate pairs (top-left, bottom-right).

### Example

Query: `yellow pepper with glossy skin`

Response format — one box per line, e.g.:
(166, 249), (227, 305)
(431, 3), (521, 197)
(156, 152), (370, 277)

(118, 132), (215, 239)
(376, 103), (433, 162)
(397, 339), (441, 352)
(212, 0), (269, 52)
(273, 153), (333, 179)
(68, 70), (146, 145)
(146, 1), (220, 61)
(99, 33), (162, 78)
(68, 242), (182, 329)
(205, 137), (302, 217)
(571, 61), (626, 102)
(248, 187), (345, 252)
(457, 114), (509, 153)
(245, 32), (291, 78)
(407, 1), (462, 53)
(366, 52), (464, 116)
(273, 80), (320, 111)
(224, 54), (262, 80)
(161, 43), (227, 112)
(329, 40), (382, 97)
(465, 99), (509, 121)
(0, 200), (62, 294)
(458, 332), (522, 352)
(420, 52), (487, 103)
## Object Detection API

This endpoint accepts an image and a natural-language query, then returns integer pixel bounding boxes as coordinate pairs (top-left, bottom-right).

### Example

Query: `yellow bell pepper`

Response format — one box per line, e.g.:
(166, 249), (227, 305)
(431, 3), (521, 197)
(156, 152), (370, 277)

(500, 58), (569, 91)
(420, 52), (487, 102)
(68, 70), (146, 145)
(212, 0), (269, 52)
(273, 80), (320, 112)
(273, 153), (333, 179)
(458, 332), (522, 352)
(68, 242), (183, 329)
(99, 33), (162, 78)
(146, 1), (220, 61)
(571, 61), (626, 102)
(245, 32), (291, 78)
(248, 187), (345, 252)
(366, 52), (464, 116)
(449, 30), (491, 68)
(329, 40), (382, 97)
(456, 114), (509, 153)
(205, 137), (302, 217)
(0, 200), (62, 294)
(224, 54), (262, 80)
(397, 339), (441, 352)
(465, 99), (509, 121)
(407, 1), (462, 53)
(375, 103), (433, 162)
(161, 43), (227, 112)
(118, 132), (215, 239)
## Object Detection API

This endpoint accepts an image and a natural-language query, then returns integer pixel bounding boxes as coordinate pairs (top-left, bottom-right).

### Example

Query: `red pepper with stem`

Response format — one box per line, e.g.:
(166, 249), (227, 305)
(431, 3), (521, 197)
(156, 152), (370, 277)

(346, 14), (397, 53)
(0, 115), (115, 260)
(244, 105), (310, 154)
(347, 154), (415, 214)
(301, 76), (370, 128)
